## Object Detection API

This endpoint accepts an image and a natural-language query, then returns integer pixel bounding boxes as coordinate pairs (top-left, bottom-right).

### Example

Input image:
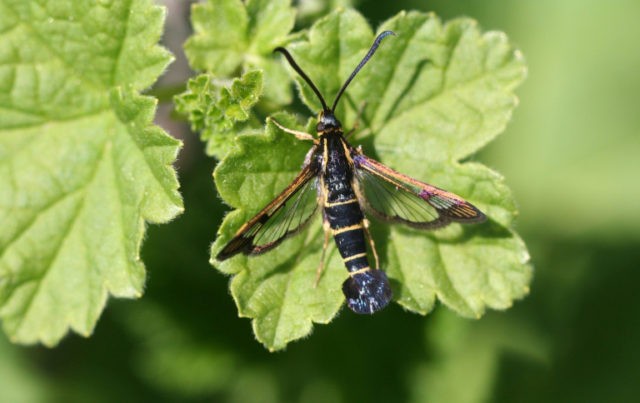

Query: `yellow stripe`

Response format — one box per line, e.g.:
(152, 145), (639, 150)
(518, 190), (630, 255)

(343, 252), (367, 263)
(325, 198), (358, 207)
(332, 223), (364, 235)
(349, 267), (371, 276)
(322, 139), (329, 170)
(341, 138), (354, 165)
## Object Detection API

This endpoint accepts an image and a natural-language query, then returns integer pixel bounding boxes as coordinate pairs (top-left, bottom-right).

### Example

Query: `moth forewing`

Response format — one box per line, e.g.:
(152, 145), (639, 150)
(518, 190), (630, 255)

(216, 162), (320, 260)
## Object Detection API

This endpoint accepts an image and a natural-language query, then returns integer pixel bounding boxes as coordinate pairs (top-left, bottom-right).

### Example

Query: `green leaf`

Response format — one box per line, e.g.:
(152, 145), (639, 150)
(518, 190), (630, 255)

(175, 71), (263, 159)
(185, 0), (295, 103)
(296, 0), (356, 26)
(0, 0), (182, 346)
(213, 9), (531, 350)
(368, 13), (530, 316)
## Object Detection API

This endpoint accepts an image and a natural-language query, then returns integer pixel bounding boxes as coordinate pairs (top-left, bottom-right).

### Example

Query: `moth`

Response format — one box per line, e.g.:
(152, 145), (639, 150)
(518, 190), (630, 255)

(216, 31), (486, 314)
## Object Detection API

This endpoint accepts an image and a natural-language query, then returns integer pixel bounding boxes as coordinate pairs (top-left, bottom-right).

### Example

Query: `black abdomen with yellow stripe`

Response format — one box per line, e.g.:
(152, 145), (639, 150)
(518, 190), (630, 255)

(321, 134), (392, 314)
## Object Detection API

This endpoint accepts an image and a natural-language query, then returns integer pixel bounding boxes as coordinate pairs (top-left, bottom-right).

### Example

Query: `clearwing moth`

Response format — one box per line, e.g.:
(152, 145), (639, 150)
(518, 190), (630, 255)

(216, 31), (486, 314)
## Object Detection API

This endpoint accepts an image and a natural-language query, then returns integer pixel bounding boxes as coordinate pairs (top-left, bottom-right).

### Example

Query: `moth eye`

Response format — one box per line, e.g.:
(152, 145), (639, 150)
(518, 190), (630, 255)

(316, 122), (325, 132)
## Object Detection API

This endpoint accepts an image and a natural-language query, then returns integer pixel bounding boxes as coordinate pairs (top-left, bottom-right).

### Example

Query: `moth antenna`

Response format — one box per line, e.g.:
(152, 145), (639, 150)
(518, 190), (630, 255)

(331, 30), (396, 112)
(274, 47), (329, 111)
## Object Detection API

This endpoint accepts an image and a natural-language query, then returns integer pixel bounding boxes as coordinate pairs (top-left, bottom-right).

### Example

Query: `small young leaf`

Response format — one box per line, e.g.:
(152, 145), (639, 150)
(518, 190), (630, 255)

(185, 0), (295, 103)
(213, 9), (531, 350)
(0, 0), (181, 345)
(175, 70), (263, 159)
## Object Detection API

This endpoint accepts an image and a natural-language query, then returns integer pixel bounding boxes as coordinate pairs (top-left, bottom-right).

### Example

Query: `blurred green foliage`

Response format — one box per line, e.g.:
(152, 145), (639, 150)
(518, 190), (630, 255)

(1, 0), (639, 402)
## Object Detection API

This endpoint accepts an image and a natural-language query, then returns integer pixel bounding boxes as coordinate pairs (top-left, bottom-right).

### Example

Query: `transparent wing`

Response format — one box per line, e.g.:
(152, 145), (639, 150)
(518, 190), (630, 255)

(216, 163), (320, 260)
(353, 153), (485, 229)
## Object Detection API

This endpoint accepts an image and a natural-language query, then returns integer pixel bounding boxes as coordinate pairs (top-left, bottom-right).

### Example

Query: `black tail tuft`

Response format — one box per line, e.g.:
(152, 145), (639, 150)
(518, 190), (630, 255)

(342, 269), (392, 314)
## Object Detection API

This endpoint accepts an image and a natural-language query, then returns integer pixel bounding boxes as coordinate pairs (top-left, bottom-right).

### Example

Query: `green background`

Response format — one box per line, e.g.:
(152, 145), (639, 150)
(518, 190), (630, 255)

(2, 0), (639, 402)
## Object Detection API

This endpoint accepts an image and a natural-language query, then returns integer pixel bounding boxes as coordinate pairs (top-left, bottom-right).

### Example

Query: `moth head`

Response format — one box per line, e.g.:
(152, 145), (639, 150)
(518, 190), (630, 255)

(316, 110), (342, 132)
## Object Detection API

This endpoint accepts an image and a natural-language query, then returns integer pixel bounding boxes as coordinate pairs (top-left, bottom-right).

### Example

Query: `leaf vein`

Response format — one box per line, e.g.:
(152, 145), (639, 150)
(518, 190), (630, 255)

(270, 224), (323, 345)
(433, 242), (474, 313)
(2, 2), (104, 93)
(12, 137), (110, 335)
(110, 0), (133, 86)
(373, 23), (423, 124)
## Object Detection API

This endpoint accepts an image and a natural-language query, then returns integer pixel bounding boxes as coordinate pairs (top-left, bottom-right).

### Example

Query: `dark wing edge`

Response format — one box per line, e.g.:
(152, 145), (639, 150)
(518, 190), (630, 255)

(352, 153), (486, 229)
(216, 163), (320, 261)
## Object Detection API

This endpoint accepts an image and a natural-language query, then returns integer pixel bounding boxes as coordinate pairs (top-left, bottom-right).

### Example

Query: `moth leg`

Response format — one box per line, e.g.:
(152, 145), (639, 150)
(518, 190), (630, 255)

(270, 118), (318, 143)
(315, 215), (332, 287)
(362, 218), (380, 269)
